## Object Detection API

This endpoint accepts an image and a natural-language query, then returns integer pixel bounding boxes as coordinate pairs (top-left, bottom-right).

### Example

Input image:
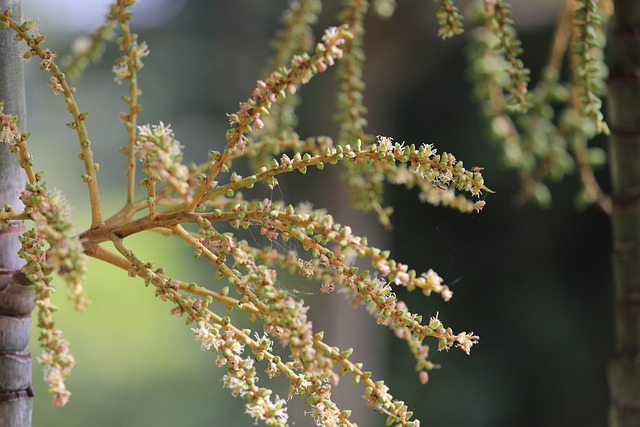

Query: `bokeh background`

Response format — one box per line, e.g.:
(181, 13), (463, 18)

(19, 0), (612, 426)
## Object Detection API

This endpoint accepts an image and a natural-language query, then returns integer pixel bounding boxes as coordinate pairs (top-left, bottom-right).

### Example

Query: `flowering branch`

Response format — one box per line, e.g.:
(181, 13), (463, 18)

(468, 0), (611, 210)
(1, 104), (88, 407)
(571, 0), (609, 135)
(111, 0), (149, 208)
(188, 25), (353, 212)
(0, 8), (104, 228)
(482, 0), (531, 112)
(435, 0), (465, 39)
(0, 2), (499, 425)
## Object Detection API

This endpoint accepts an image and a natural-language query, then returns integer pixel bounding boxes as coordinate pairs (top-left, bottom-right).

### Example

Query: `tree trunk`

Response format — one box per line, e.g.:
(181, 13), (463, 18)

(607, 1), (640, 425)
(0, 0), (34, 426)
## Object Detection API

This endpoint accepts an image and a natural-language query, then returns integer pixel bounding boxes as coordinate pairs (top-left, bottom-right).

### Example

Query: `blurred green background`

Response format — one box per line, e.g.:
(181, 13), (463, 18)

(19, 0), (611, 426)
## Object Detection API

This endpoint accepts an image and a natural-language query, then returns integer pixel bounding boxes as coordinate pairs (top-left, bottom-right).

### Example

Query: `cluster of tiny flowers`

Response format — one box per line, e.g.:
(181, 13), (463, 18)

(254, 0), (320, 141)
(417, 185), (479, 212)
(48, 234), (90, 310)
(190, 218), (355, 425)
(131, 41), (149, 62)
(362, 375), (418, 427)
(192, 322), (224, 351)
(111, 63), (129, 83)
(377, 299), (436, 377)
(309, 399), (343, 427)
(467, 10), (556, 205)
(224, 200), (473, 418)
(224, 25), (350, 155)
(483, 0), (531, 112)
(386, 160), (482, 214)
(112, 41), (149, 84)
(245, 394), (289, 427)
(245, 201), (479, 393)
(40, 48), (55, 71)
(428, 313), (478, 354)
(20, 184), (89, 310)
(424, 269), (452, 300)
(370, 136), (488, 198)
(467, 1), (610, 208)
(4, 110), (83, 406)
(335, 0), (393, 224)
(192, 323), (289, 426)
(319, 26), (346, 68)
(231, 248), (339, 385)
(335, 0), (368, 147)
(123, 245), (295, 427)
(37, 344), (75, 407)
(406, 148), (484, 196)
(307, 220), (456, 301)
(435, 0), (464, 39)
(13, 17), (44, 62)
(47, 76), (63, 95)
(572, 0), (609, 135)
(3, 112), (89, 311)
(0, 103), (89, 406)
(0, 113), (19, 144)
(19, 226), (76, 407)
(135, 122), (192, 201)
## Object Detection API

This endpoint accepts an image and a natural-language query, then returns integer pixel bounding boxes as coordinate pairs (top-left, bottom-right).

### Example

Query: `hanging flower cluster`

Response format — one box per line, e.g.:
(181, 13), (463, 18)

(0, 105), (86, 406)
(467, 0), (611, 210)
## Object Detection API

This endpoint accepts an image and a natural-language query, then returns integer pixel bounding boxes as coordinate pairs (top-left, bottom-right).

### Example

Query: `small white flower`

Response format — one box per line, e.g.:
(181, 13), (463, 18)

(112, 63), (129, 84)
(191, 323), (221, 351)
(423, 269), (443, 291)
(133, 41), (150, 60)
(321, 26), (339, 44)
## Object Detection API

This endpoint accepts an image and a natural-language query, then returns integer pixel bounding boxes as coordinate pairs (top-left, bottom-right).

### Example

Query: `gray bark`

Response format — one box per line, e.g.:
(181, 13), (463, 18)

(0, 0), (34, 426)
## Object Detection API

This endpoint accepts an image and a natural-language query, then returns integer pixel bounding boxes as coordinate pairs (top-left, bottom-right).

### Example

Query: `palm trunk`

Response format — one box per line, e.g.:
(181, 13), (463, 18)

(607, 1), (640, 425)
(0, 0), (33, 426)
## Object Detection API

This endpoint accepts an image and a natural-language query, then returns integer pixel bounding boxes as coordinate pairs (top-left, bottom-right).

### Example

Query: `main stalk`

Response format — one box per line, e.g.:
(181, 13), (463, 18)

(607, 1), (640, 425)
(0, 0), (34, 426)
